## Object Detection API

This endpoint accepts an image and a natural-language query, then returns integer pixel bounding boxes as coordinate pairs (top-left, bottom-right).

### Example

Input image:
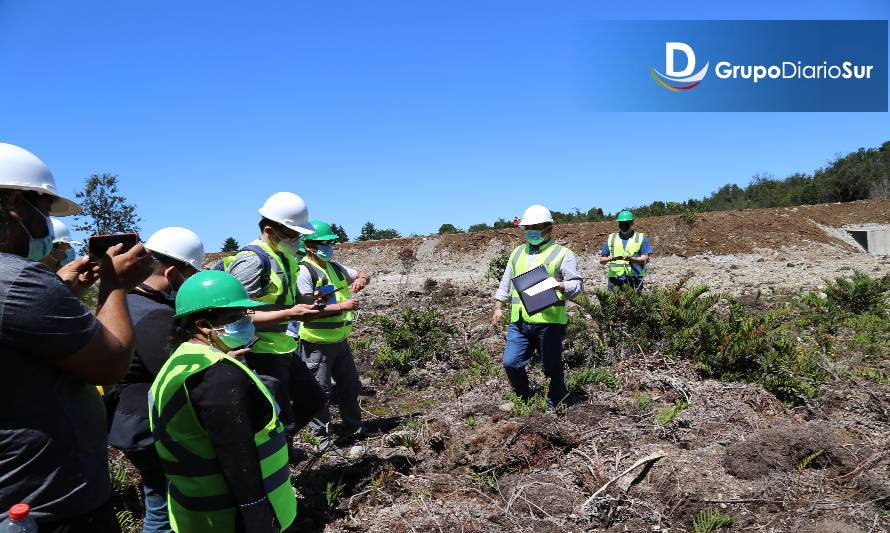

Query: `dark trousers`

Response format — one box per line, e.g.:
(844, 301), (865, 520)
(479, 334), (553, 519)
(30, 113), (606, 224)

(502, 321), (567, 407)
(300, 340), (363, 435)
(607, 277), (644, 291)
(123, 447), (171, 533)
(243, 352), (325, 437)
(37, 498), (120, 533)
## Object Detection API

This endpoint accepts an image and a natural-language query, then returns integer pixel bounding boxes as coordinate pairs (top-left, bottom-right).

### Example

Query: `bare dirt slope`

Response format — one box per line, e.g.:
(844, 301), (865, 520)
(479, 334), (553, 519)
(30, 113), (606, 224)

(334, 199), (890, 297)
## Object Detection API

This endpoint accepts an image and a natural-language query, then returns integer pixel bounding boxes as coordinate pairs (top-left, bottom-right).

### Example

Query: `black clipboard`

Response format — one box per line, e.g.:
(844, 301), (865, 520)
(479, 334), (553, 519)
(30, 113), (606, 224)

(511, 265), (561, 316)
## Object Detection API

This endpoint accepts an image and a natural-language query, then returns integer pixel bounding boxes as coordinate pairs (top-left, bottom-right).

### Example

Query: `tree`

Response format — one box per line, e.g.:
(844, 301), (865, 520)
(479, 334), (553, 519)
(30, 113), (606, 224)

(222, 237), (239, 252)
(467, 223), (491, 233)
(73, 173), (141, 248)
(438, 223), (462, 235)
(357, 221), (401, 241)
(330, 223), (349, 243)
(357, 222), (377, 242)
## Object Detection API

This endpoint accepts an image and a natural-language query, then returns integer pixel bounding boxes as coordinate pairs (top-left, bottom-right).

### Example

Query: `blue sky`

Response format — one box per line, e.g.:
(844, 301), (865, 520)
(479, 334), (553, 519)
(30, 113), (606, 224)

(1, 0), (888, 250)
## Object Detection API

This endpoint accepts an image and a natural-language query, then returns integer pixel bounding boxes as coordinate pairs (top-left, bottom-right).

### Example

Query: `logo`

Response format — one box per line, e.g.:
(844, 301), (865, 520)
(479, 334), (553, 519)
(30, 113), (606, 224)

(649, 42), (709, 91)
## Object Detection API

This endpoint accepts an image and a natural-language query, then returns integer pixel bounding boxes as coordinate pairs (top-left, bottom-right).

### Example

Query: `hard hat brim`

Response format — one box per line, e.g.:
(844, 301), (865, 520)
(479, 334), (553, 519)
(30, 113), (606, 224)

(4, 183), (82, 216)
(257, 208), (316, 235)
(173, 297), (262, 319)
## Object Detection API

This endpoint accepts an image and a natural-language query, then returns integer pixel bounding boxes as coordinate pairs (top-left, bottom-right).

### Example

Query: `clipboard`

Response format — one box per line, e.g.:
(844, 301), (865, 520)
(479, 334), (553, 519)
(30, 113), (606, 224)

(511, 265), (561, 316)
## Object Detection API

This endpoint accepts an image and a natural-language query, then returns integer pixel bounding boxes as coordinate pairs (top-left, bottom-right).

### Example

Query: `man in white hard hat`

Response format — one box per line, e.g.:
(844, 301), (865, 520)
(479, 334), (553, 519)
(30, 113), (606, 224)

(491, 204), (583, 408)
(107, 226), (205, 533)
(0, 142), (153, 529)
(220, 192), (324, 462)
(40, 217), (83, 272)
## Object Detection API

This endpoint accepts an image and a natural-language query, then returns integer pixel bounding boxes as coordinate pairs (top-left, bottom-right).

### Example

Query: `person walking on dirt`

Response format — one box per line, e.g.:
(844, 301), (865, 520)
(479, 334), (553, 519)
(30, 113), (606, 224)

(0, 142), (153, 531)
(491, 204), (583, 408)
(597, 210), (652, 291)
(220, 192), (324, 463)
(297, 219), (371, 445)
(149, 270), (297, 533)
(107, 227), (205, 533)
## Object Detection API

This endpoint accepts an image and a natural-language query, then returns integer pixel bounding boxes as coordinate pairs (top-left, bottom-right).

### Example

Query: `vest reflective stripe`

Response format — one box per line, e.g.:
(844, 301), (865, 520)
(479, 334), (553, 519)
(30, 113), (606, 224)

(606, 232), (646, 279)
(508, 241), (571, 325)
(228, 240), (299, 355)
(299, 260), (354, 343)
(149, 344), (297, 532)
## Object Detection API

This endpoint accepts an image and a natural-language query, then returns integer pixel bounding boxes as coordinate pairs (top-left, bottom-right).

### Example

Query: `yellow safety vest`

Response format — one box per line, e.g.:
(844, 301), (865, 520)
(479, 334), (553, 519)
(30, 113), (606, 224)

(606, 232), (647, 279)
(224, 239), (299, 355)
(509, 241), (571, 325)
(299, 259), (354, 343)
(148, 343), (297, 533)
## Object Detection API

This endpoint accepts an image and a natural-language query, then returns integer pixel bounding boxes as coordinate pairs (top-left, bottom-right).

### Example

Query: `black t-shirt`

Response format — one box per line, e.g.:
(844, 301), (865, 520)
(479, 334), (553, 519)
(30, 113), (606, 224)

(107, 286), (175, 451)
(0, 253), (109, 522)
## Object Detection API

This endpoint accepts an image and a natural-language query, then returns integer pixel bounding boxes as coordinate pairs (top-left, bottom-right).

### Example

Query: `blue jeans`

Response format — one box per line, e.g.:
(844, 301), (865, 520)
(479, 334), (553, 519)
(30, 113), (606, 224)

(502, 321), (567, 407)
(124, 448), (171, 533)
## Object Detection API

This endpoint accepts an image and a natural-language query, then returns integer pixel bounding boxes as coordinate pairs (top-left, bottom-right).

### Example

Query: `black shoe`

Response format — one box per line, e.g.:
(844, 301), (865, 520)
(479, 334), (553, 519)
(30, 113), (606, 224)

(288, 446), (307, 464)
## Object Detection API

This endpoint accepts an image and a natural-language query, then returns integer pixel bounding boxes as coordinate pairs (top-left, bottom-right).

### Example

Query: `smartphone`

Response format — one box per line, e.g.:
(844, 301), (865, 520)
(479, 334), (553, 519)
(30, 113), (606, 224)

(89, 233), (140, 258)
(317, 284), (338, 305)
(244, 336), (260, 349)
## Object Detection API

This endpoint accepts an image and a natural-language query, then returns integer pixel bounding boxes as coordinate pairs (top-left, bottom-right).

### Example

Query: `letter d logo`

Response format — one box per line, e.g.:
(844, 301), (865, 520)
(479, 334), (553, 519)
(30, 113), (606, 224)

(650, 42), (709, 92)
(666, 42), (695, 77)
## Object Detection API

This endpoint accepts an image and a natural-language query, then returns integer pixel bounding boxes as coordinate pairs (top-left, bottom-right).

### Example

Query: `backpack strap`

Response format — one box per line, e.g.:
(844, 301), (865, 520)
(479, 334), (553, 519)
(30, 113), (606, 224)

(217, 245), (274, 293)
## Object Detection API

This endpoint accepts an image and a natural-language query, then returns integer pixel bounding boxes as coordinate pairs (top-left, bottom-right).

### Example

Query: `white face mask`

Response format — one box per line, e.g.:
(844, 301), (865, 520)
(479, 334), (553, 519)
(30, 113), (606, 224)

(276, 238), (301, 257)
(18, 199), (54, 261)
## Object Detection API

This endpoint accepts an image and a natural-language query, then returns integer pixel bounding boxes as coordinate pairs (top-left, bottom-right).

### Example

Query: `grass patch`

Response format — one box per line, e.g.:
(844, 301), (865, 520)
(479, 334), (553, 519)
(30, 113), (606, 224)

(504, 393), (549, 416)
(656, 400), (689, 427)
(567, 367), (619, 392)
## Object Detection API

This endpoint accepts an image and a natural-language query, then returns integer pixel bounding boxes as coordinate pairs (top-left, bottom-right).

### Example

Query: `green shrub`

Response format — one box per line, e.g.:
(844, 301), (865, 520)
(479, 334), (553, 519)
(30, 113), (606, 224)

(634, 391), (652, 410)
(567, 368), (619, 392)
(373, 345), (413, 374)
(467, 347), (500, 377)
(487, 249), (512, 282)
(375, 307), (453, 369)
(823, 271), (890, 315)
(656, 400), (689, 426)
(504, 393), (549, 416)
(692, 509), (735, 532)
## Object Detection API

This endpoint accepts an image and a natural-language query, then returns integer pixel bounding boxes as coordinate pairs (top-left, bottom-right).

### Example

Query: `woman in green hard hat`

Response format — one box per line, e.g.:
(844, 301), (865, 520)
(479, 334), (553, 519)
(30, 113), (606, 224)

(149, 270), (297, 533)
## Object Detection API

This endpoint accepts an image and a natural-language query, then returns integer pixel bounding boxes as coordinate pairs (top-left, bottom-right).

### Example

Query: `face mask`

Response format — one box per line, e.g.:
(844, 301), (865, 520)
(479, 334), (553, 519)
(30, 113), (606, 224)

(618, 223), (633, 236)
(17, 200), (54, 261)
(276, 238), (302, 257)
(314, 243), (334, 261)
(59, 247), (77, 267)
(212, 315), (256, 349)
(524, 230), (546, 246)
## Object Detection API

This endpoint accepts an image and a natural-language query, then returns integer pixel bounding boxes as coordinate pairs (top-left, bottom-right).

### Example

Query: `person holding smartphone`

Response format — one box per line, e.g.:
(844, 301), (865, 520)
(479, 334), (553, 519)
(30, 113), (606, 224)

(0, 143), (153, 531)
(596, 210), (652, 291)
(297, 220), (371, 446)
(107, 227), (205, 533)
(149, 270), (297, 533)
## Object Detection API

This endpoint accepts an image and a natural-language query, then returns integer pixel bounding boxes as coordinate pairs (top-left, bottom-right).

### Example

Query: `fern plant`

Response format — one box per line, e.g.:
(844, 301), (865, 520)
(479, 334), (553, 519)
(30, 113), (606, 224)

(692, 509), (735, 532)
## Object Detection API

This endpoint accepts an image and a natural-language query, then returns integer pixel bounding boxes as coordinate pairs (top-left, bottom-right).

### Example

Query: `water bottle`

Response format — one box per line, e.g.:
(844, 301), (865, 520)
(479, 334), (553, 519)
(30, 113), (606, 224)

(3, 504), (38, 532)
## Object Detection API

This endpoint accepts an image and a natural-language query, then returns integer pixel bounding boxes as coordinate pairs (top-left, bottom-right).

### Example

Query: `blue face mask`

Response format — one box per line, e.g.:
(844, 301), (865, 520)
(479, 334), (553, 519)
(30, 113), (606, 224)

(59, 247), (77, 267)
(212, 316), (256, 349)
(524, 229), (546, 246)
(17, 200), (54, 261)
(315, 243), (334, 262)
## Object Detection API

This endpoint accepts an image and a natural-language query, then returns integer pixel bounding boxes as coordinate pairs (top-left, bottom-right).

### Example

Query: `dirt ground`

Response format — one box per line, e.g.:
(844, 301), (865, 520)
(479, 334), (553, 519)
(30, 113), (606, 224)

(199, 200), (890, 532)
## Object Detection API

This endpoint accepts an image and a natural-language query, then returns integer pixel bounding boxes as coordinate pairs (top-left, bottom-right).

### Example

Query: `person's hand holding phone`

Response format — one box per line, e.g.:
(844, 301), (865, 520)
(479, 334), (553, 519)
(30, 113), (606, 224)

(100, 243), (153, 291)
(57, 256), (101, 296)
(289, 303), (322, 321)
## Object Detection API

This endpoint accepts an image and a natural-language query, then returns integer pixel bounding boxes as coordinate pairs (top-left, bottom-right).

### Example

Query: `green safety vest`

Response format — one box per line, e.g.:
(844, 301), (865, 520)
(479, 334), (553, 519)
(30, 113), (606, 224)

(509, 241), (571, 325)
(223, 239), (299, 355)
(606, 232), (647, 279)
(148, 343), (297, 533)
(299, 259), (354, 343)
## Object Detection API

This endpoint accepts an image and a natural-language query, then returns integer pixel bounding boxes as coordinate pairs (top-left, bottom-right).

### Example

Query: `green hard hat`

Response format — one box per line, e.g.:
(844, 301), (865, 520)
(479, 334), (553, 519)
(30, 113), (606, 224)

(174, 270), (262, 318)
(617, 210), (634, 222)
(304, 219), (339, 242)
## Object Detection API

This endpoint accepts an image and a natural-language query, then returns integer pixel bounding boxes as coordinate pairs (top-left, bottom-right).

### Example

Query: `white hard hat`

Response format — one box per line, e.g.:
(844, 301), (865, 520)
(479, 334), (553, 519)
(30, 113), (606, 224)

(50, 217), (83, 245)
(145, 227), (205, 271)
(0, 143), (81, 216)
(519, 204), (553, 226)
(257, 192), (314, 234)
